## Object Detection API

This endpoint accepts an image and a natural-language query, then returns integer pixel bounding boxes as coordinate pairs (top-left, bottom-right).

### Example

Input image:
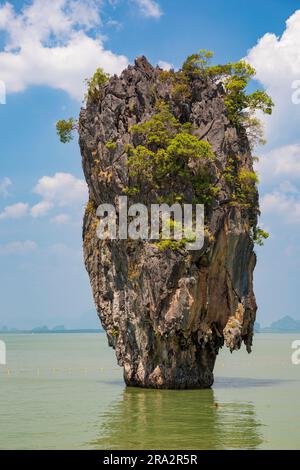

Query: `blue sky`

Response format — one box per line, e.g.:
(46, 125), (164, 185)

(1, 0), (300, 328)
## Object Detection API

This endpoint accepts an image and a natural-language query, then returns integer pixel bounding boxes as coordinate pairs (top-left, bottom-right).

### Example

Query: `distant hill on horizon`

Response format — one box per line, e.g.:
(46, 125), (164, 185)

(0, 324), (103, 334)
(2, 316), (300, 334)
(259, 315), (300, 333)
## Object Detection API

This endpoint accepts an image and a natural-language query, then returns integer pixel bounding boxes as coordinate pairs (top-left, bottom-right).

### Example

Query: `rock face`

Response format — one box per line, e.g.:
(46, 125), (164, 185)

(79, 57), (258, 389)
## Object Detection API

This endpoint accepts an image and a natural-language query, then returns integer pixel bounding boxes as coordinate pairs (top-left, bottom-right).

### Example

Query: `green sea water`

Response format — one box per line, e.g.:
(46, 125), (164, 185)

(0, 332), (299, 450)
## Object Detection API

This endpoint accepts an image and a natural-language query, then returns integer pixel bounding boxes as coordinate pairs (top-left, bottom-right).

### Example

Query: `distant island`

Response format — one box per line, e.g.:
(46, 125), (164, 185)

(255, 316), (300, 333)
(0, 325), (103, 334)
(1, 317), (300, 334)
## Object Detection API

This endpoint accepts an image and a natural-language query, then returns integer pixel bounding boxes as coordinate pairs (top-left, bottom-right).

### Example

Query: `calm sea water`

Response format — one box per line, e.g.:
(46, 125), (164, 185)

(0, 332), (299, 450)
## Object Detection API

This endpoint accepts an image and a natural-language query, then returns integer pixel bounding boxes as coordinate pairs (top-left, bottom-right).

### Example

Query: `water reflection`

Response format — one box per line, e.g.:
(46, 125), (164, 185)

(91, 387), (263, 450)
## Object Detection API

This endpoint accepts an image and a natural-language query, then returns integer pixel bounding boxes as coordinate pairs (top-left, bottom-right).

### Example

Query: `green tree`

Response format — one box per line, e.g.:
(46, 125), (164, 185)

(85, 67), (110, 101)
(181, 51), (274, 130)
(56, 68), (110, 143)
(127, 101), (216, 203)
(222, 62), (273, 126)
(182, 49), (214, 75)
(56, 118), (77, 143)
(251, 227), (269, 246)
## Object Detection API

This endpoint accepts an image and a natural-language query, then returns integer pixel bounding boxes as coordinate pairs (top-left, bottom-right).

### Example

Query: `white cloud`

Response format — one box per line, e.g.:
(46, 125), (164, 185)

(246, 10), (300, 146)
(31, 201), (54, 218)
(133, 0), (162, 18)
(246, 9), (300, 228)
(106, 18), (122, 30)
(51, 213), (71, 224)
(0, 240), (37, 255)
(0, 202), (29, 220)
(0, 0), (128, 100)
(158, 60), (173, 71)
(0, 177), (12, 197)
(258, 144), (300, 182)
(33, 172), (88, 208)
(0, 173), (87, 222)
(261, 185), (300, 224)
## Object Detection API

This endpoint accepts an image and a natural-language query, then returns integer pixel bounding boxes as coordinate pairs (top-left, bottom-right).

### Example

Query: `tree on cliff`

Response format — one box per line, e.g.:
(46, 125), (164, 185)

(56, 51), (273, 149)
(56, 68), (109, 143)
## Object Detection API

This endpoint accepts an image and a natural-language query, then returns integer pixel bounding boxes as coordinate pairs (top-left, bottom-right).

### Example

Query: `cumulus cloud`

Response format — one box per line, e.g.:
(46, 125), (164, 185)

(0, 177), (12, 197)
(246, 10), (300, 146)
(0, 173), (87, 221)
(133, 0), (162, 18)
(246, 9), (300, 229)
(158, 60), (173, 70)
(0, 202), (29, 220)
(0, 0), (129, 100)
(51, 213), (71, 224)
(261, 184), (300, 224)
(30, 172), (88, 218)
(258, 144), (300, 182)
(30, 201), (54, 218)
(0, 240), (37, 255)
(33, 172), (88, 209)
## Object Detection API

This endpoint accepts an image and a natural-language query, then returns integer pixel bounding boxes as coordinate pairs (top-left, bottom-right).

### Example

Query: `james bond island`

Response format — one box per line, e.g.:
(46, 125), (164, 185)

(58, 51), (273, 389)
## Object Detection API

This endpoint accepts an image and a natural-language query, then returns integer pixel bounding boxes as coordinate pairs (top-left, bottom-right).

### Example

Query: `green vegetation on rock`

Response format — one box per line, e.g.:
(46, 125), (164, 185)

(182, 50), (274, 131)
(85, 67), (110, 102)
(56, 117), (77, 143)
(57, 53), (272, 249)
(182, 49), (214, 75)
(251, 227), (269, 246)
(56, 68), (109, 142)
(223, 156), (259, 206)
(105, 140), (117, 151)
(57, 50), (273, 152)
(126, 101), (216, 204)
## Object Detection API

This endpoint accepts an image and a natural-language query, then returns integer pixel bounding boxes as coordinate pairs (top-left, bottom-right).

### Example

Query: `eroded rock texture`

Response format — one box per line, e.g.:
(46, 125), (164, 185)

(79, 57), (258, 389)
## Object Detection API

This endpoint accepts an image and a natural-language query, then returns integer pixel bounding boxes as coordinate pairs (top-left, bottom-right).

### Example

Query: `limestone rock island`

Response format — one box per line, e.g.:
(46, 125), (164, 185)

(78, 53), (272, 388)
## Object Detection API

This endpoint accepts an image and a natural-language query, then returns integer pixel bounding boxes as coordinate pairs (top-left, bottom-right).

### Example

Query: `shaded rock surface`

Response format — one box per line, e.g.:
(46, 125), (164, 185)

(79, 57), (258, 389)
